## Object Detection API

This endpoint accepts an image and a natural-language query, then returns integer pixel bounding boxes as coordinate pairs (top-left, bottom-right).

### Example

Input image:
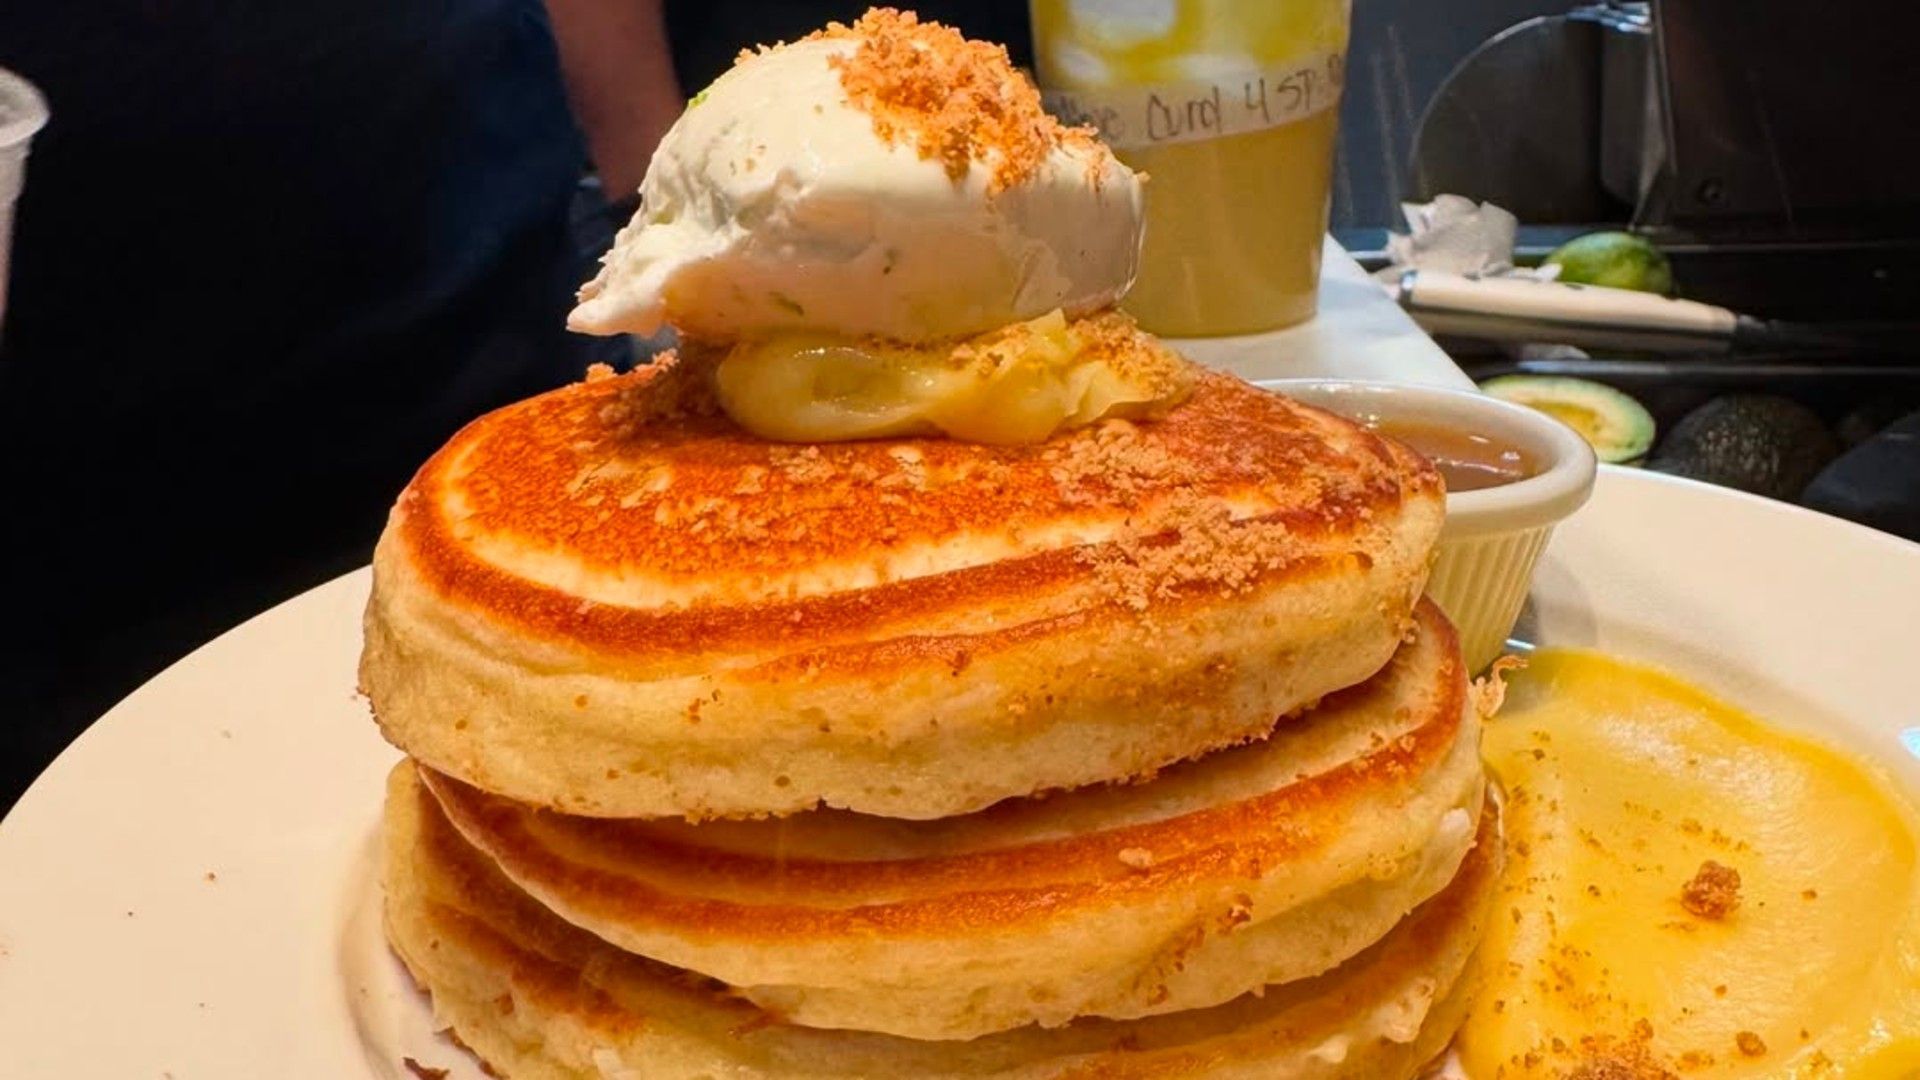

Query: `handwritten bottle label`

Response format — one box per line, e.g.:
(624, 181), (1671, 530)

(1041, 52), (1344, 150)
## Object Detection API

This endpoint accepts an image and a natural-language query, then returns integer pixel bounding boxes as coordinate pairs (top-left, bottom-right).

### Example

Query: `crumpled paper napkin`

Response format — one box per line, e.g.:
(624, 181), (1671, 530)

(1375, 195), (1561, 288)
(1388, 195), (1517, 274)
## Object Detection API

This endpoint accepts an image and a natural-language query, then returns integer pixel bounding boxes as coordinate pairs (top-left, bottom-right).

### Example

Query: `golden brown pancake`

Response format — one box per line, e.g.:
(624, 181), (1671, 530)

(382, 759), (1502, 1079)
(420, 599), (1480, 1039)
(361, 366), (1444, 820)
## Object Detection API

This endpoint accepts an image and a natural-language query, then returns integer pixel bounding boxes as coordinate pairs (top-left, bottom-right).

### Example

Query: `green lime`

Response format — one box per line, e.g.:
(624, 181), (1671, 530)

(1543, 231), (1674, 295)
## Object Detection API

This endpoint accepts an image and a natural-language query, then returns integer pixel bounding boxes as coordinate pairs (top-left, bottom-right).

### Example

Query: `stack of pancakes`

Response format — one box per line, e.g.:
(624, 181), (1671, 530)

(361, 361), (1501, 1078)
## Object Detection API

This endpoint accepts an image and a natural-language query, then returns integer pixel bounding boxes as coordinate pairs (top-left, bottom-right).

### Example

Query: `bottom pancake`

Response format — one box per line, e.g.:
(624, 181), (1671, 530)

(382, 761), (1501, 1079)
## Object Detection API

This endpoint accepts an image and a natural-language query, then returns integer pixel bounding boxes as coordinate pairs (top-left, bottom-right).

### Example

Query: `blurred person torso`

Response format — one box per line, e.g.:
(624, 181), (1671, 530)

(0, 0), (606, 799)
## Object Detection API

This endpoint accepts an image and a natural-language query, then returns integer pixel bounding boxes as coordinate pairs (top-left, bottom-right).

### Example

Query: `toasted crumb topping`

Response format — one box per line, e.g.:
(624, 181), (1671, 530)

(593, 348), (722, 431)
(1680, 860), (1742, 920)
(807, 8), (1100, 191)
(1077, 492), (1305, 615)
(1061, 309), (1194, 405)
(1044, 414), (1199, 508)
(1564, 1030), (1681, 1080)
(1735, 1031), (1767, 1057)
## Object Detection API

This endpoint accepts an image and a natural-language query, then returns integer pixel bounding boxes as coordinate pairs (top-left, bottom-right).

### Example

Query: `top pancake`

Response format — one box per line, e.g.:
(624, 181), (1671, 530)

(361, 363), (1444, 819)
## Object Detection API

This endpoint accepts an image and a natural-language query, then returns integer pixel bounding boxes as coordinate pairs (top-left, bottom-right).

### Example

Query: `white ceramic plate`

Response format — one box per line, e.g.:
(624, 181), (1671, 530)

(3, 467), (1918, 1078)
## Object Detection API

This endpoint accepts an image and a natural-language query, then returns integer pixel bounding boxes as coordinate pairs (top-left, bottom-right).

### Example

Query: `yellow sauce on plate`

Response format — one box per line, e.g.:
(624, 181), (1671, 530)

(1459, 651), (1920, 1078)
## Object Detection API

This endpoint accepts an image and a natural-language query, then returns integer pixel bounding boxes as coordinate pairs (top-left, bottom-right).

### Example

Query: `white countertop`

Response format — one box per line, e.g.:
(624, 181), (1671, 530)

(1166, 237), (1472, 389)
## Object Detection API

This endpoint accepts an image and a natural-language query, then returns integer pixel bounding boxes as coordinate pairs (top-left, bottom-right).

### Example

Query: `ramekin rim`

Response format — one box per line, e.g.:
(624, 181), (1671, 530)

(1253, 377), (1599, 538)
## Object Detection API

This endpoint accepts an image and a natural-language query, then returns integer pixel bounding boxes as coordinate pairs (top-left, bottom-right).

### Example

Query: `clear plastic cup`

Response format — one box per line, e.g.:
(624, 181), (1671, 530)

(1031, 0), (1351, 338)
(0, 67), (49, 332)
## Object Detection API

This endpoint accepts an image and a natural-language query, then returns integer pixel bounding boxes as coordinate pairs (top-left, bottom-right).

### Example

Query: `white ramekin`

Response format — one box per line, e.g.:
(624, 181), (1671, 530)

(1258, 379), (1598, 672)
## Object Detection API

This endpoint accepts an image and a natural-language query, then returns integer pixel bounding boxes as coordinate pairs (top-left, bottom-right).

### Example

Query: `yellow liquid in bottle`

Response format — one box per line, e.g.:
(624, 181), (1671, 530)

(1031, 0), (1350, 337)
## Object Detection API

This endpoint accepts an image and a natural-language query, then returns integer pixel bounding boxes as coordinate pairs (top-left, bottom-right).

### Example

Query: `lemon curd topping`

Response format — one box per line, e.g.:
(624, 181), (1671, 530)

(711, 308), (1194, 444)
(1458, 650), (1920, 1078)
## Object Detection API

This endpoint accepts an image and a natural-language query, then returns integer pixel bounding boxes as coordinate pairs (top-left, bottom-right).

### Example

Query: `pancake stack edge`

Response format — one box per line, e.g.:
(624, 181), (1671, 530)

(360, 365), (1498, 1079)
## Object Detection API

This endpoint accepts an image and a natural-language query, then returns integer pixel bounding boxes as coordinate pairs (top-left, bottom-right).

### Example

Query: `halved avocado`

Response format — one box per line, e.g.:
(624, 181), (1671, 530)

(1480, 375), (1656, 464)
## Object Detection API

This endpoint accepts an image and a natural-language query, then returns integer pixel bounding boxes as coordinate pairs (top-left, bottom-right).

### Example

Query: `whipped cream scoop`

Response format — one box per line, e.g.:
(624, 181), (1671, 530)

(569, 23), (1144, 344)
